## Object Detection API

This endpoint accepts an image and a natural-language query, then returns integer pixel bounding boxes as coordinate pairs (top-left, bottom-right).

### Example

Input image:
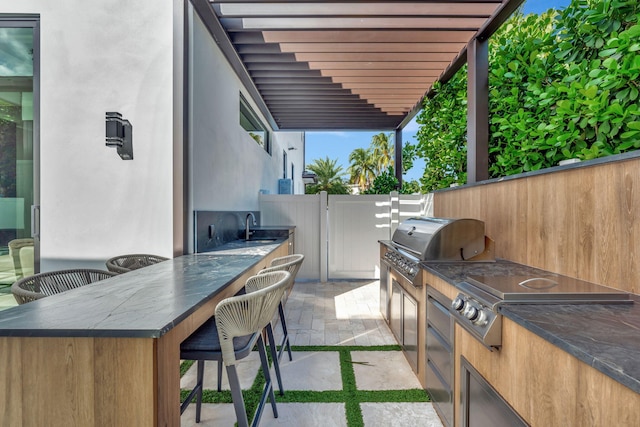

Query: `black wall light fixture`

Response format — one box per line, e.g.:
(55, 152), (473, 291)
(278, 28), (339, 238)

(105, 112), (133, 160)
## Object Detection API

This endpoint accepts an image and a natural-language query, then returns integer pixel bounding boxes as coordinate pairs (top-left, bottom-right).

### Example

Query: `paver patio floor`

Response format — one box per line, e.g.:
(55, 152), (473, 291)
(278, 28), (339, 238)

(180, 280), (444, 427)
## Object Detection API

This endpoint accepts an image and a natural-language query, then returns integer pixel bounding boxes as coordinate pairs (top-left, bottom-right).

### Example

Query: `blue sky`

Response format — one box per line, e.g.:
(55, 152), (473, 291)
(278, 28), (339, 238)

(304, 0), (571, 183)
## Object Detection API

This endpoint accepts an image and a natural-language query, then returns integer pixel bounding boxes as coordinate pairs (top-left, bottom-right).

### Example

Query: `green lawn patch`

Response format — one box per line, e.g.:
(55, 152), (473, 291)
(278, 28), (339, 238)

(180, 345), (429, 426)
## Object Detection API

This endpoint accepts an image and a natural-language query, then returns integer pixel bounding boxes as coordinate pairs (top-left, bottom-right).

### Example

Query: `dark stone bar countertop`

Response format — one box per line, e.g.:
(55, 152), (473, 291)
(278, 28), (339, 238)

(422, 259), (640, 395)
(0, 241), (283, 339)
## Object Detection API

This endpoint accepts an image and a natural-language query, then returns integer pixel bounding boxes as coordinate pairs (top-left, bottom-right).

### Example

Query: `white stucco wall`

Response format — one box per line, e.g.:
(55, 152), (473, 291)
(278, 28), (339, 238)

(1, 2), (306, 267)
(1, 1), (176, 269)
(189, 10), (305, 217)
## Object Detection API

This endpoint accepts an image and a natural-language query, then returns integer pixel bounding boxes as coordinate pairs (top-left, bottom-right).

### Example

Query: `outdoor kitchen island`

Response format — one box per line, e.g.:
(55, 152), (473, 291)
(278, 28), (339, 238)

(0, 239), (289, 426)
(423, 260), (640, 427)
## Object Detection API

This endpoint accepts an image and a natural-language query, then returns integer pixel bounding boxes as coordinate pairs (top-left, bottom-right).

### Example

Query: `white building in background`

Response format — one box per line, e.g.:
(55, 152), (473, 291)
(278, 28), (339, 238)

(0, 1), (305, 272)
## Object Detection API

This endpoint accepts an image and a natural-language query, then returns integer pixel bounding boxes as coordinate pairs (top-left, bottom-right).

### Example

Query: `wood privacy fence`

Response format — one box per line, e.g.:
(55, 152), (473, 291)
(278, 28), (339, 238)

(259, 191), (433, 281)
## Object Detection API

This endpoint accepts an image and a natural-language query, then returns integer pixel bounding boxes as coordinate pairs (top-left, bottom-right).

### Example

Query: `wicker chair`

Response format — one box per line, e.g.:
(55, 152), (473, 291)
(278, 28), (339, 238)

(180, 270), (290, 427)
(258, 254), (304, 362)
(11, 268), (117, 305)
(105, 254), (168, 274)
(8, 238), (34, 280)
(19, 246), (34, 278)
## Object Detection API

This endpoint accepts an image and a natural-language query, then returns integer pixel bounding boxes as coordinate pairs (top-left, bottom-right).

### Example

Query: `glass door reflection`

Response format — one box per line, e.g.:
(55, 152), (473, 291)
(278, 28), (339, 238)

(0, 25), (35, 289)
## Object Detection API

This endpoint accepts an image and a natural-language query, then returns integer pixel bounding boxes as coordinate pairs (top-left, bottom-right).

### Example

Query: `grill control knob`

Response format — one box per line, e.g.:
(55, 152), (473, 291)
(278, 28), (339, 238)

(451, 297), (465, 311)
(473, 309), (488, 326)
(464, 306), (479, 321)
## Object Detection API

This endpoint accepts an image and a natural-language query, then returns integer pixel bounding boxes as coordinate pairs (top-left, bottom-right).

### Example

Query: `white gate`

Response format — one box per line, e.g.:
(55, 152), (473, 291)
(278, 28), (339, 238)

(260, 191), (433, 281)
(327, 195), (390, 279)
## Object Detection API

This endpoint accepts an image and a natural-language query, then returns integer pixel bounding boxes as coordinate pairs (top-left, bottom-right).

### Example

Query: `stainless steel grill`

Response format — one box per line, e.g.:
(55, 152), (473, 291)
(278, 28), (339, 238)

(391, 217), (490, 262)
(382, 217), (493, 282)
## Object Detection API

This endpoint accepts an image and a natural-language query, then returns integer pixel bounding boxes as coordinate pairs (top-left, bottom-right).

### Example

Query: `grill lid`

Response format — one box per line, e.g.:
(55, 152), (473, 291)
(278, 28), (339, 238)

(392, 217), (489, 261)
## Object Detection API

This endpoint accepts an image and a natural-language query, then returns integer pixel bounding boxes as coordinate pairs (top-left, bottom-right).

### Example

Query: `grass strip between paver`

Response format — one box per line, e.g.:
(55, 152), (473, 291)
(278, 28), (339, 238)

(180, 345), (429, 427)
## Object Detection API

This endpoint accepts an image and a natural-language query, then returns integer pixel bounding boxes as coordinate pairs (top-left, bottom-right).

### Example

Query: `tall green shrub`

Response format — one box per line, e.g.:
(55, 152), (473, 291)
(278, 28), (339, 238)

(548, 0), (640, 159)
(415, 73), (468, 192)
(491, 0), (640, 176)
(415, 0), (640, 190)
(488, 11), (559, 176)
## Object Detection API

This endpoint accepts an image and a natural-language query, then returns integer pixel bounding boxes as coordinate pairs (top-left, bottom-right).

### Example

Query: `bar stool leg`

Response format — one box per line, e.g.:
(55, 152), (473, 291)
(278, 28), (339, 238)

(179, 360), (204, 418)
(217, 360), (223, 391)
(278, 302), (293, 362)
(196, 360), (205, 422)
(227, 364), (250, 427)
(265, 323), (285, 395)
(253, 334), (278, 427)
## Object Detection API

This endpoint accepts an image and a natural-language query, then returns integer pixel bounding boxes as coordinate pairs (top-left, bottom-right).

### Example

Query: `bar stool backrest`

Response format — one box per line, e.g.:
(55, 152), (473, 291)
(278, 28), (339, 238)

(105, 254), (168, 274)
(258, 254), (304, 287)
(215, 270), (290, 366)
(11, 269), (117, 304)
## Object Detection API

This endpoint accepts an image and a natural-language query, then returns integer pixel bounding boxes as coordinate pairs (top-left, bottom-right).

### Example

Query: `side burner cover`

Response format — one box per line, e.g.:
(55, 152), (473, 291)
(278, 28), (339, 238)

(392, 217), (488, 261)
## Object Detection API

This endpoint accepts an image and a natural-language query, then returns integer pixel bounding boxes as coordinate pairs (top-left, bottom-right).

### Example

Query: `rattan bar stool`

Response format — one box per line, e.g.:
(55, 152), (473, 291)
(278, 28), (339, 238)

(105, 254), (168, 274)
(244, 273), (289, 395)
(11, 269), (117, 304)
(258, 254), (304, 362)
(211, 273), (288, 395)
(180, 270), (290, 427)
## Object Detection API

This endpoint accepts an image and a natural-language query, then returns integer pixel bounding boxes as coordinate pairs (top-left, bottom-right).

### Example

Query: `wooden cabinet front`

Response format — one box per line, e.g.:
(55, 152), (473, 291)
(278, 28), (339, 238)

(456, 318), (640, 427)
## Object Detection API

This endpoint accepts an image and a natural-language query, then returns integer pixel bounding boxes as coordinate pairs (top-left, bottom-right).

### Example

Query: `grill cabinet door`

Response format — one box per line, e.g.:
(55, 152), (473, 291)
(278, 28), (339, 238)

(390, 279), (402, 343)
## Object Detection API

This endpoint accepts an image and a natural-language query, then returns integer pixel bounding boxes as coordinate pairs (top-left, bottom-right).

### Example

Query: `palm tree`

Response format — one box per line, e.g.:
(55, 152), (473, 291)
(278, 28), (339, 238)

(348, 147), (376, 192)
(370, 132), (394, 174)
(305, 157), (349, 194)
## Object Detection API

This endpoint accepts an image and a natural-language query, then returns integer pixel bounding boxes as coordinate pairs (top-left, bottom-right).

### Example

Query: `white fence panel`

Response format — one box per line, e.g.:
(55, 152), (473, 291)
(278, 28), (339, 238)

(328, 194), (390, 279)
(260, 192), (434, 281)
(389, 192), (434, 234)
(259, 193), (322, 280)
(398, 193), (433, 219)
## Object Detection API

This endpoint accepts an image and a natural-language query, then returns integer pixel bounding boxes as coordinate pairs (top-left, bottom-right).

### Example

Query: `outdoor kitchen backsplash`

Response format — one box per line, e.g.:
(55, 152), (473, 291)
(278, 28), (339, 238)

(194, 210), (260, 253)
(434, 153), (640, 295)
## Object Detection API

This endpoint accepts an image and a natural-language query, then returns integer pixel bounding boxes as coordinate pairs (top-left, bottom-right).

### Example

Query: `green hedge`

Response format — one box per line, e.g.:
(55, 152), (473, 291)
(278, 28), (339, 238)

(416, 0), (640, 191)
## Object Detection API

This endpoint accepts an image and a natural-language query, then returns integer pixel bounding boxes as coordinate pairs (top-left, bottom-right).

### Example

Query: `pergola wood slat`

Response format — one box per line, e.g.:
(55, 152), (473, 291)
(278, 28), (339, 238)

(294, 52), (457, 62)
(222, 17), (489, 31)
(321, 69), (443, 77)
(265, 100), (372, 105)
(332, 76), (437, 83)
(258, 83), (430, 90)
(215, 2), (498, 17)
(253, 77), (335, 84)
(202, 0), (511, 129)
(269, 107), (384, 113)
(234, 30), (478, 44)
(277, 42), (467, 53)
(243, 52), (458, 62)
(308, 61), (452, 70)
(239, 41), (466, 55)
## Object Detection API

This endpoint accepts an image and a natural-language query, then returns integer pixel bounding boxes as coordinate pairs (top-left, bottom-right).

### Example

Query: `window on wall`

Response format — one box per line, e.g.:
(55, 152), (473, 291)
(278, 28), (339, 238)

(239, 93), (269, 153)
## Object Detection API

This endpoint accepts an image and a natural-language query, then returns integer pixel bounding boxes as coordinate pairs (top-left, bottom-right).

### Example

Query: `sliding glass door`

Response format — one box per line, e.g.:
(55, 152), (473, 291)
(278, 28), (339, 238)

(0, 18), (39, 287)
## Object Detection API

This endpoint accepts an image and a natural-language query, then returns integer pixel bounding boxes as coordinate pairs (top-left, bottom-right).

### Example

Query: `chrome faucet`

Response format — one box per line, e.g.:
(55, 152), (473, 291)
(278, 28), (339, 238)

(245, 212), (256, 240)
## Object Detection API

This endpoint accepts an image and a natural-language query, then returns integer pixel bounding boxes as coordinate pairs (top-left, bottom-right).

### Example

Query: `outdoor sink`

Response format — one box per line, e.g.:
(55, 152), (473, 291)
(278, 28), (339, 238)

(246, 238), (278, 243)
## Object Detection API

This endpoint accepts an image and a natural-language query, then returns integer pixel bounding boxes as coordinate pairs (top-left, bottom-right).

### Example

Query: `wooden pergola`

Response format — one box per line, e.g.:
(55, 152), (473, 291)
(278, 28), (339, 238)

(191, 0), (525, 183)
